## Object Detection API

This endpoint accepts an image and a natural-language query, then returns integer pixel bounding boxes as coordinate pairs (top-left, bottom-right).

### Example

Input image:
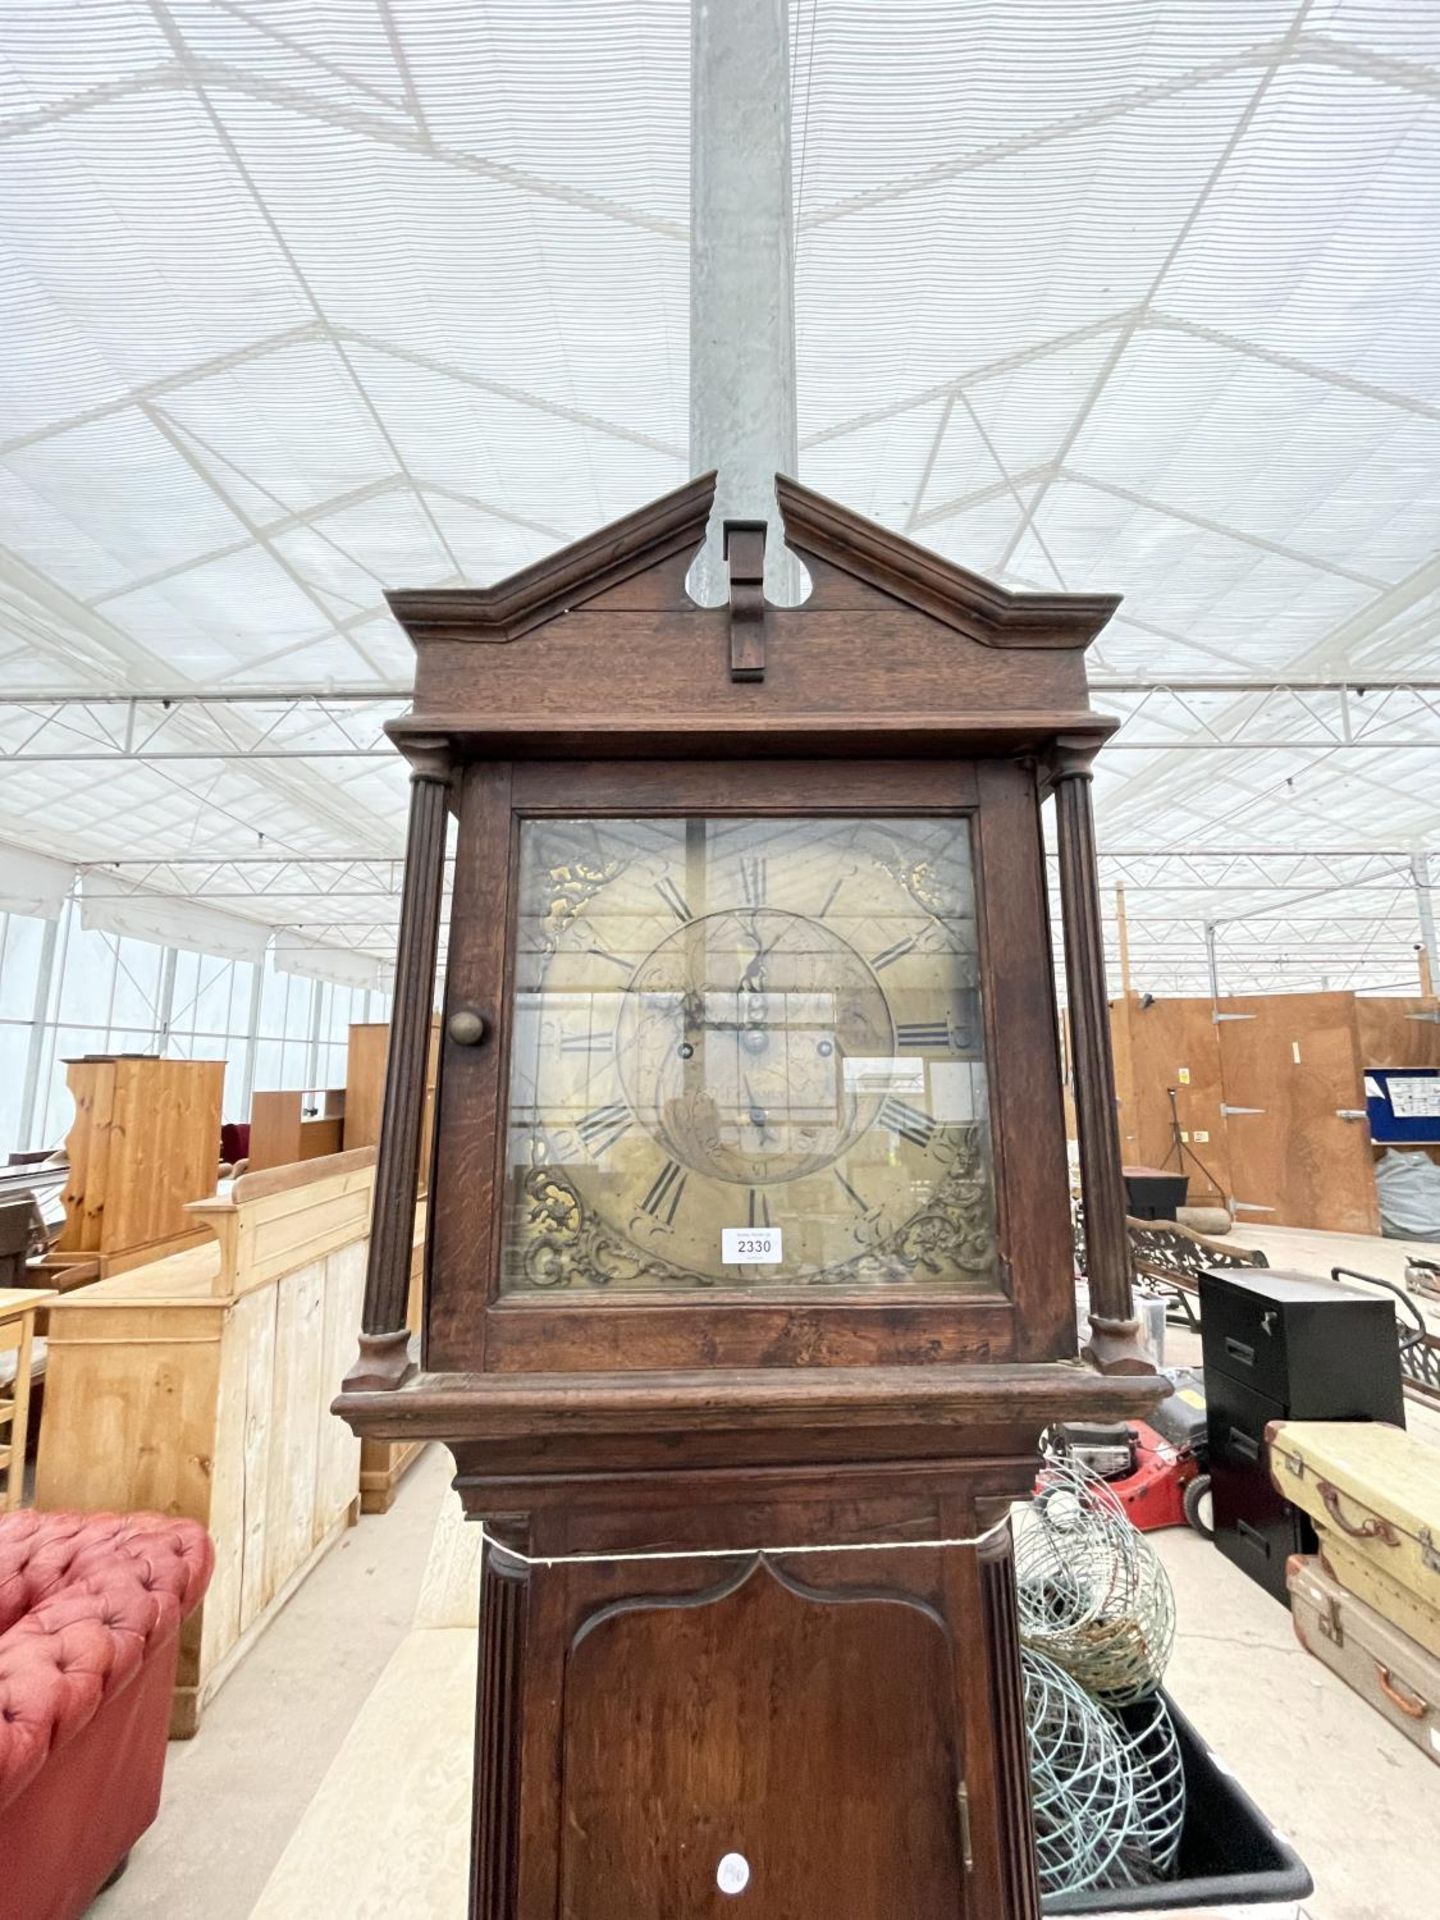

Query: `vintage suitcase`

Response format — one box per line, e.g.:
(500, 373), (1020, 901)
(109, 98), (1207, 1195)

(1267, 1420), (1440, 1629)
(1314, 1524), (1440, 1660)
(1288, 1553), (1440, 1767)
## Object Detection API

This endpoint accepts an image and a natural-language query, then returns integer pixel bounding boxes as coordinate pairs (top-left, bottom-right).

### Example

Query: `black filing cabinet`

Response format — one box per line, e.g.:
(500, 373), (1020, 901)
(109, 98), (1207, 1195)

(1199, 1268), (1405, 1605)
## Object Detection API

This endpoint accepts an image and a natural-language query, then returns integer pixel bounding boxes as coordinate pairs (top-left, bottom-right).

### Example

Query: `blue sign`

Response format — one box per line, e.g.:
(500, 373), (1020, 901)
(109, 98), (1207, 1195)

(1365, 1067), (1440, 1145)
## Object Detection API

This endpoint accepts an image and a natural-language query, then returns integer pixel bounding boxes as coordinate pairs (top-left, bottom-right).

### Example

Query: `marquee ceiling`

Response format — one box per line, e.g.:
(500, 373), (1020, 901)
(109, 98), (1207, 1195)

(2, 2), (1439, 992)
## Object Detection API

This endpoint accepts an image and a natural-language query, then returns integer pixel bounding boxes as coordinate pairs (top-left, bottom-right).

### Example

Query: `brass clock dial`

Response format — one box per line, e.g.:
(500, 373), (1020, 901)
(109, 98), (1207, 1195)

(615, 907), (893, 1186)
(499, 816), (997, 1294)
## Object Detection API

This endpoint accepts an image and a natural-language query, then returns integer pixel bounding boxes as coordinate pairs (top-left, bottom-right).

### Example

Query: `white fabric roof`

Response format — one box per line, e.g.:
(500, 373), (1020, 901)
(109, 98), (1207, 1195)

(1, 2), (1439, 992)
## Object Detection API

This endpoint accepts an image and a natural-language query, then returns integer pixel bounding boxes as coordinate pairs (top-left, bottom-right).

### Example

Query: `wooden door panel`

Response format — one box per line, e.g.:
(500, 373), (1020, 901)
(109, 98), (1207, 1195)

(1111, 995), (1231, 1204)
(1217, 995), (1376, 1234)
(559, 1559), (965, 1920)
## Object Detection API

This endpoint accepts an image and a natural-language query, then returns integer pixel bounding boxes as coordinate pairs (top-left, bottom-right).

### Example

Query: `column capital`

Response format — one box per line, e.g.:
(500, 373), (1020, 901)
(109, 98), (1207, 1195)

(403, 735), (452, 785)
(1048, 736), (1101, 785)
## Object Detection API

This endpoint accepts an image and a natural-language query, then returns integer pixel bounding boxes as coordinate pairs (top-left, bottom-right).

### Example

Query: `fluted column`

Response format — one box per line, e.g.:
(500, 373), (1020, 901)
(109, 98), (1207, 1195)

(345, 738), (450, 1392)
(1051, 743), (1149, 1375)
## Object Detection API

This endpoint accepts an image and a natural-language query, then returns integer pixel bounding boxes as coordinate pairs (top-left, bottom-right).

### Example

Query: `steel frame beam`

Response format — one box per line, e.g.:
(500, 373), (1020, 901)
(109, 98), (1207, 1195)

(7, 682), (1440, 761)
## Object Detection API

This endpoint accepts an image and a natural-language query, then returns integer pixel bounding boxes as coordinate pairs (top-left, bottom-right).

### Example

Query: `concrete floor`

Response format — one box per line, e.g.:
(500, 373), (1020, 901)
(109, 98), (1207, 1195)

(95, 1448), (1440, 1920)
(93, 1445), (455, 1920)
(89, 1228), (1440, 1918)
(1161, 1525), (1439, 1920)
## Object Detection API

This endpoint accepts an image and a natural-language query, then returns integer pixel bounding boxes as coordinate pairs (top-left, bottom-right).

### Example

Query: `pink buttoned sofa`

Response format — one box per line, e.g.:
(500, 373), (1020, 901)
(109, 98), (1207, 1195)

(0, 1511), (214, 1920)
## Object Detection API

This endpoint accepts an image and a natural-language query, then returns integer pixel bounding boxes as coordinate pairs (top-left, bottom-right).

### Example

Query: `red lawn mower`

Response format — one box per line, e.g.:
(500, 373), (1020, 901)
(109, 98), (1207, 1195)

(1039, 1369), (1213, 1536)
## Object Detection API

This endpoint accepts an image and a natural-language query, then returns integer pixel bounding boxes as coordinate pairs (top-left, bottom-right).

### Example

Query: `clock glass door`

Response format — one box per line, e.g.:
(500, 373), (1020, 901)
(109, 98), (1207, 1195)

(499, 816), (997, 1295)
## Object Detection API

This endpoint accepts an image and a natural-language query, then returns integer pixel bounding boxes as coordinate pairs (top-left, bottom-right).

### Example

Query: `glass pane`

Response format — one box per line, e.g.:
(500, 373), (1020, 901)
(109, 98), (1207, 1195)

(57, 926), (116, 1023)
(109, 939), (161, 1030)
(0, 913), (43, 1020)
(228, 961), (256, 1034)
(259, 963), (290, 1038)
(0, 1026), (29, 1158)
(171, 951), (200, 1030)
(498, 816), (996, 1296)
(253, 1038), (283, 1092)
(192, 959), (234, 1035)
(283, 977), (313, 1042)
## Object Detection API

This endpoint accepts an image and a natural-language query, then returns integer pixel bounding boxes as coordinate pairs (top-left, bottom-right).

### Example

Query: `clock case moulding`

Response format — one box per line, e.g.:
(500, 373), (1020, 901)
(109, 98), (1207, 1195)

(335, 470), (1165, 1920)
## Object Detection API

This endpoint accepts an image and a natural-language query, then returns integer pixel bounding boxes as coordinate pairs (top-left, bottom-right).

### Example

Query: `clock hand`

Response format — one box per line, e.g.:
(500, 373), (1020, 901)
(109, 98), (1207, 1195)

(742, 1076), (769, 1133)
(679, 988), (707, 1034)
(738, 920), (786, 995)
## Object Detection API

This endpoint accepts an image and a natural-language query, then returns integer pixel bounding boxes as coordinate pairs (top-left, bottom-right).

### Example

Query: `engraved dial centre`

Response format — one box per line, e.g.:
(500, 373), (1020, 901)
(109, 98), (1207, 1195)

(614, 908), (894, 1186)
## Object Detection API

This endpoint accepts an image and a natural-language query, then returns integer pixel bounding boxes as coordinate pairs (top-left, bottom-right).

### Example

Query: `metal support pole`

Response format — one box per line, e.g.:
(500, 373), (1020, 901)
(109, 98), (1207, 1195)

(1413, 852), (1438, 997)
(305, 977), (325, 1092)
(237, 957), (265, 1117)
(689, 0), (799, 604)
(1204, 920), (1221, 1008)
(18, 914), (60, 1151)
(1115, 884), (1133, 997)
(155, 946), (178, 1049)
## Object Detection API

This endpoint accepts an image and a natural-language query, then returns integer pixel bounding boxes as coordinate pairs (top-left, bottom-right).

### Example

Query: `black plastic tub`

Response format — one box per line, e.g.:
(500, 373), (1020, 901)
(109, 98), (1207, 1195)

(1122, 1171), (1190, 1221)
(1043, 1692), (1312, 1913)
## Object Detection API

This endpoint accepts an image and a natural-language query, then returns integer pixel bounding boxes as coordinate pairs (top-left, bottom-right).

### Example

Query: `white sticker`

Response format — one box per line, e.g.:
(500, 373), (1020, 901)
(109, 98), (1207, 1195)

(843, 1055), (925, 1093)
(722, 1226), (782, 1265)
(1364, 1075), (1383, 1098)
(1390, 1075), (1440, 1118)
(717, 1852), (750, 1895)
(930, 1059), (982, 1124)
(1430, 1726), (1440, 1755)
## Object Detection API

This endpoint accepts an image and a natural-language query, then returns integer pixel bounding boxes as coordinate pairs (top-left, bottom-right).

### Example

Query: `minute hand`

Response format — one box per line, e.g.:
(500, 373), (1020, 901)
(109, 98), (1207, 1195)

(738, 928), (786, 995)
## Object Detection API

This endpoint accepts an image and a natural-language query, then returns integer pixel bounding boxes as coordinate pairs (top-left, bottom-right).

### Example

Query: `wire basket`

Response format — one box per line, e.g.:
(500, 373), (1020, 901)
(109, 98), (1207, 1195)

(1022, 1646), (1135, 1896)
(1015, 1450), (1177, 1706)
(1105, 1691), (1187, 1887)
(1022, 1649), (1188, 1897)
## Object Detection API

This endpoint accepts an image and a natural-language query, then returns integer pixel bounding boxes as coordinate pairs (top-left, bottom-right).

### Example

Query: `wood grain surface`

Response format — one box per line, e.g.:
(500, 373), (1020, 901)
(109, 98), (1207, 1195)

(559, 1561), (963, 1920)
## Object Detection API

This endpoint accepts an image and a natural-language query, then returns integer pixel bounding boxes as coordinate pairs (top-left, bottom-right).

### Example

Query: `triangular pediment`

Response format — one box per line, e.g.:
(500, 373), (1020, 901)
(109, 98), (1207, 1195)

(386, 470), (1118, 654)
(387, 472), (717, 645)
(775, 475), (1119, 651)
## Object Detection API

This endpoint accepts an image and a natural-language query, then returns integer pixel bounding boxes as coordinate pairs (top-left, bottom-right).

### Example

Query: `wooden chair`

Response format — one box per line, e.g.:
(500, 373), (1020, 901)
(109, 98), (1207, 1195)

(0, 1288), (54, 1510)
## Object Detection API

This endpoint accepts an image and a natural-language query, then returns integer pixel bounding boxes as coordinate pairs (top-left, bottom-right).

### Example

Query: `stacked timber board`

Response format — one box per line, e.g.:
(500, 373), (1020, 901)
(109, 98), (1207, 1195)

(1274, 1421), (1440, 1766)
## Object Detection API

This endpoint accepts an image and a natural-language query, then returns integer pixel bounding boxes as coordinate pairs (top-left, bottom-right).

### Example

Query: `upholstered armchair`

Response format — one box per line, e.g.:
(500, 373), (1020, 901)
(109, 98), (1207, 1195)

(0, 1510), (213, 1920)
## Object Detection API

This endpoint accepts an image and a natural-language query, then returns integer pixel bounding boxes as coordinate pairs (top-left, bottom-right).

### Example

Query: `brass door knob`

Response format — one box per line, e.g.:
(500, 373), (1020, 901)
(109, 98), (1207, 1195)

(447, 1009), (489, 1047)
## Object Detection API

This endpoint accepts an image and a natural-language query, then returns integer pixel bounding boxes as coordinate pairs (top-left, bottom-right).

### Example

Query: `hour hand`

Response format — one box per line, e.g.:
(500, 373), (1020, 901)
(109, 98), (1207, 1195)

(680, 988), (707, 1033)
(743, 1076), (769, 1134)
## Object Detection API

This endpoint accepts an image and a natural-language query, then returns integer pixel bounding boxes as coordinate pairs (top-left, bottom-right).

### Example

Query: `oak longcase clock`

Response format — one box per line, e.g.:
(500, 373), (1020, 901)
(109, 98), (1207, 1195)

(338, 473), (1162, 1920)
